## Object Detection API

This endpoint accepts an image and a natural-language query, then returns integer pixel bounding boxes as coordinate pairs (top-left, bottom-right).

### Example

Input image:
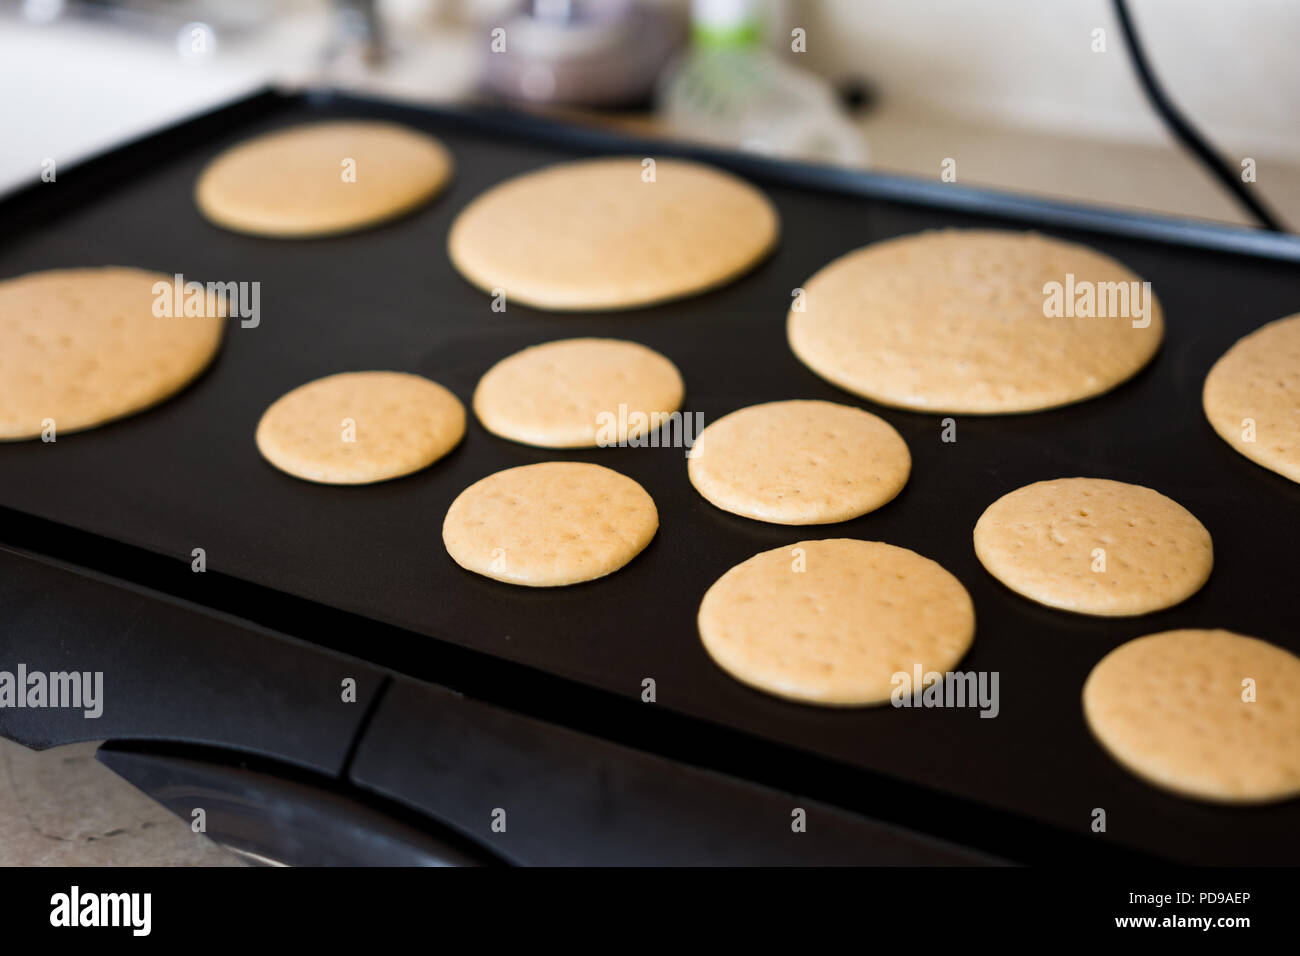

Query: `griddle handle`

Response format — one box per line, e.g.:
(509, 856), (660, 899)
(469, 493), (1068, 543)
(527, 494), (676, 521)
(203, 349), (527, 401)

(346, 677), (1001, 866)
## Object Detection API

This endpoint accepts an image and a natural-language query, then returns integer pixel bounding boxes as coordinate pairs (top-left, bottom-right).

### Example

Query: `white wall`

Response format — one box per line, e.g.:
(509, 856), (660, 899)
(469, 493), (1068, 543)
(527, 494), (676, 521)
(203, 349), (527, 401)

(791, 0), (1299, 161)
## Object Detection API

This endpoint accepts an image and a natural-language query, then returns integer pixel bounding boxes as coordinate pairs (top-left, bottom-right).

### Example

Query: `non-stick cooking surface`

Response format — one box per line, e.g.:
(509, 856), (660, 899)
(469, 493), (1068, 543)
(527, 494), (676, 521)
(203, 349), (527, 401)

(2, 91), (1298, 864)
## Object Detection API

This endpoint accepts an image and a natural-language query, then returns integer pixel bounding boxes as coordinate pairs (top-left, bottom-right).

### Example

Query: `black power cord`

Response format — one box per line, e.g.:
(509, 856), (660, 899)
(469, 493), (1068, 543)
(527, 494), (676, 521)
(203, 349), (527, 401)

(1113, 0), (1288, 231)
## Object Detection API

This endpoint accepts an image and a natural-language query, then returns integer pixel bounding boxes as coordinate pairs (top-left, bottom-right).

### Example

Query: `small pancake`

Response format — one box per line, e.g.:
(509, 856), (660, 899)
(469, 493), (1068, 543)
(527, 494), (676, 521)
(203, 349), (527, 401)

(0, 267), (225, 440)
(442, 462), (658, 587)
(697, 539), (975, 705)
(787, 229), (1164, 413)
(473, 338), (684, 448)
(447, 156), (778, 310)
(196, 121), (452, 237)
(255, 371), (465, 484)
(1202, 312), (1300, 484)
(1083, 629), (1300, 804)
(973, 477), (1212, 616)
(687, 399), (910, 524)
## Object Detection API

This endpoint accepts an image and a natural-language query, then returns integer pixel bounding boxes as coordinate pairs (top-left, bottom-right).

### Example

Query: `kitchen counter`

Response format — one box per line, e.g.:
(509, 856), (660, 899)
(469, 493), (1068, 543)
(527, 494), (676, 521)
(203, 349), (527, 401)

(0, 739), (241, 866)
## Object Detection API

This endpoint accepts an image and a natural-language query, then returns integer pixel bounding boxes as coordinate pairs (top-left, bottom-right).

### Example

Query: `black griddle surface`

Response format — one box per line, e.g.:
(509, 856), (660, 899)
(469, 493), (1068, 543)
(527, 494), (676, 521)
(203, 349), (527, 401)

(2, 91), (1299, 864)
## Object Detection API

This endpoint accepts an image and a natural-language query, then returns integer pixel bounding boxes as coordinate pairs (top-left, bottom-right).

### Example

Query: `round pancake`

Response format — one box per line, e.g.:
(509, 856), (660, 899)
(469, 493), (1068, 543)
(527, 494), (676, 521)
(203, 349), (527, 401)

(442, 462), (658, 587)
(1202, 312), (1300, 484)
(687, 399), (910, 524)
(255, 371), (465, 484)
(1083, 629), (1300, 804)
(697, 539), (975, 706)
(447, 156), (778, 310)
(0, 267), (225, 440)
(195, 121), (453, 237)
(973, 478), (1212, 616)
(473, 338), (684, 448)
(787, 229), (1164, 413)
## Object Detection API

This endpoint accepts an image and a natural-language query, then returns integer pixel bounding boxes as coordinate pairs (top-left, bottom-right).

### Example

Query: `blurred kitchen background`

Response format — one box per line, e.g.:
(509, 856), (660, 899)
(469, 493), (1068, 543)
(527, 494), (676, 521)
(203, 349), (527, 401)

(3, 0), (1299, 228)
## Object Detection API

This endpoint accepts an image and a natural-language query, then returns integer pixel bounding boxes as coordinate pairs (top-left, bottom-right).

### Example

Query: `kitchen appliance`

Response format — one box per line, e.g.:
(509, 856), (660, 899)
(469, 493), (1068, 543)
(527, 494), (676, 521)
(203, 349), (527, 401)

(1, 88), (1298, 865)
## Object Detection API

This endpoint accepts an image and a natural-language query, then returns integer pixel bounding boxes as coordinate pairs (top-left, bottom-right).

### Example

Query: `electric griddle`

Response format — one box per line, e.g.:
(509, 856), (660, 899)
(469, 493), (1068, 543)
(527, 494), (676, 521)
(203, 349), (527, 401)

(1, 88), (1298, 865)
